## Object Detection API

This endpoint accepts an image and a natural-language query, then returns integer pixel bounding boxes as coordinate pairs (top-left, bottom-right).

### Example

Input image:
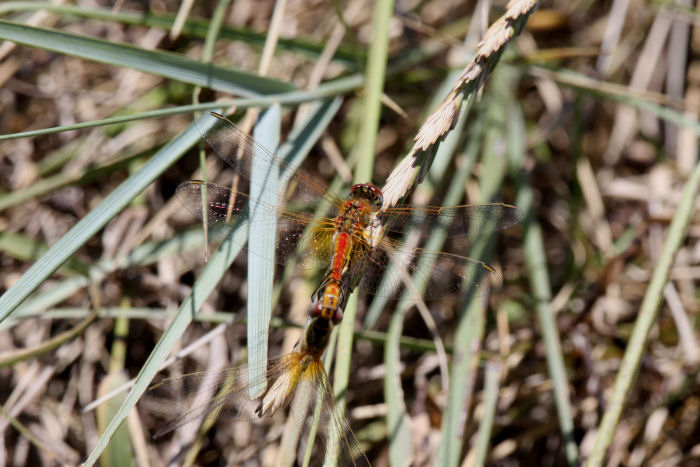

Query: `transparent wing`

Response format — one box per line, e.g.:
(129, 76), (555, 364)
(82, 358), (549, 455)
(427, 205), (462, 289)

(345, 234), (502, 300)
(195, 112), (345, 209)
(144, 352), (368, 466)
(379, 202), (522, 238)
(145, 354), (296, 438)
(290, 357), (370, 466)
(333, 202), (521, 299)
(176, 180), (337, 270)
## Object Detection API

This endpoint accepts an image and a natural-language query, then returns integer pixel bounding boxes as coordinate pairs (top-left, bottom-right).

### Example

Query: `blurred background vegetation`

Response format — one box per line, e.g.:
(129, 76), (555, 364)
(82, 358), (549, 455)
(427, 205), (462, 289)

(0, 0), (699, 466)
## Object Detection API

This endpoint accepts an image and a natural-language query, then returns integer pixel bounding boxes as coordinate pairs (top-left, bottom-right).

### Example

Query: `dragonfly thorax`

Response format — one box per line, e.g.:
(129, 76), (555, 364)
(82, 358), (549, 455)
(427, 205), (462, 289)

(338, 184), (383, 231)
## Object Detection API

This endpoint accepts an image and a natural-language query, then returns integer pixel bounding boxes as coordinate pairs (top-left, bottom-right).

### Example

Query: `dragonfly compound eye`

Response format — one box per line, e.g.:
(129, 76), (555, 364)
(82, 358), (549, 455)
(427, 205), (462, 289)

(309, 301), (324, 318)
(349, 183), (383, 210)
(332, 307), (344, 324)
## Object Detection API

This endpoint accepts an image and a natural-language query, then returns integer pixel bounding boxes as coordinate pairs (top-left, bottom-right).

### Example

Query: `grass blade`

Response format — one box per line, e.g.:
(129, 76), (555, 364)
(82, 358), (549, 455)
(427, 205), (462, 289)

(383, 304), (414, 467)
(247, 105), (281, 397)
(82, 219), (249, 466)
(435, 292), (484, 466)
(585, 153), (700, 467)
(0, 74), (363, 141)
(511, 104), (580, 466)
(0, 2), (361, 66)
(0, 20), (293, 96)
(96, 317), (134, 467)
(0, 119), (206, 323)
(473, 361), (501, 467)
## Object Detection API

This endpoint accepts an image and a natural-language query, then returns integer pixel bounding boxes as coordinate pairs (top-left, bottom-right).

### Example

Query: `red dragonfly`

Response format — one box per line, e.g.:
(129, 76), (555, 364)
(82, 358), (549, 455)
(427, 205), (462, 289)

(176, 112), (520, 319)
(148, 311), (369, 466)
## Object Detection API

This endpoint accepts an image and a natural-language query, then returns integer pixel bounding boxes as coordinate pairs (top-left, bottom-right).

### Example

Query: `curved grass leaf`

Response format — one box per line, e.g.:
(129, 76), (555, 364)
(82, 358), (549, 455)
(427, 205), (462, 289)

(82, 218), (249, 467)
(0, 2), (362, 67)
(0, 73), (364, 141)
(0, 20), (293, 96)
(0, 119), (207, 323)
(473, 362), (501, 467)
(585, 135), (700, 467)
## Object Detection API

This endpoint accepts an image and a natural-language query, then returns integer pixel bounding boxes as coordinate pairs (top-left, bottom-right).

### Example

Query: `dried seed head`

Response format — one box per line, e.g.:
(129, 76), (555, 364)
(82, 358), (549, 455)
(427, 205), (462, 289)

(380, 0), (541, 208)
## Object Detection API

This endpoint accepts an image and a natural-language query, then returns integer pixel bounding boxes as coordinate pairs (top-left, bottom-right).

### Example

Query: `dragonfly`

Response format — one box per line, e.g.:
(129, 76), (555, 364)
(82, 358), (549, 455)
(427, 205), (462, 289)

(147, 311), (369, 466)
(177, 112), (521, 321)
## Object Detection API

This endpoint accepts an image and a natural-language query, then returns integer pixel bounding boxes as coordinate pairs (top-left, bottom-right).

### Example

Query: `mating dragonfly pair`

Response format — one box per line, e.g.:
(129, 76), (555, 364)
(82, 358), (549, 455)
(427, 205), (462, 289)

(148, 112), (520, 465)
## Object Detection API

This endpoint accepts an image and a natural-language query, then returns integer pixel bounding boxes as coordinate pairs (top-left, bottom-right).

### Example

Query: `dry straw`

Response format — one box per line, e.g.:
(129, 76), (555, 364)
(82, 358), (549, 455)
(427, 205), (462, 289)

(381, 0), (542, 207)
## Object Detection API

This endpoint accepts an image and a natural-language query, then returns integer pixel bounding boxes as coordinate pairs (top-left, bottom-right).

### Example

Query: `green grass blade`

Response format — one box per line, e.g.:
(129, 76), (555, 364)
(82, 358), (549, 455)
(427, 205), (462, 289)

(0, 2), (362, 67)
(97, 317), (134, 467)
(0, 120), (206, 323)
(0, 20), (293, 96)
(352, 0), (394, 183)
(0, 74), (362, 141)
(201, 0), (229, 63)
(510, 104), (580, 466)
(383, 303), (414, 467)
(349, 1), (405, 464)
(82, 220), (249, 466)
(473, 361), (501, 467)
(585, 154), (700, 467)
(432, 134), (486, 466)
(435, 292), (484, 466)
(247, 105), (281, 397)
(0, 103), (226, 140)
(18, 307), (236, 323)
(247, 98), (344, 397)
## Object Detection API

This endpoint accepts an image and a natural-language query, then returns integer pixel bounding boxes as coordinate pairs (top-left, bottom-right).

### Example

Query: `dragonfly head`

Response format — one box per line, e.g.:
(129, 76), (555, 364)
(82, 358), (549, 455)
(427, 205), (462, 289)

(349, 183), (383, 211)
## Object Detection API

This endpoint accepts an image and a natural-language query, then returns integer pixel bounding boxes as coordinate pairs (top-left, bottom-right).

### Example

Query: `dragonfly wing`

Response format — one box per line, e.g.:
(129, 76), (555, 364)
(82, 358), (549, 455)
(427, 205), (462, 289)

(194, 112), (344, 209)
(289, 359), (369, 467)
(351, 238), (502, 300)
(379, 202), (522, 238)
(289, 222), (336, 271)
(176, 180), (270, 226)
(144, 355), (297, 438)
(176, 180), (333, 270)
(146, 353), (367, 464)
